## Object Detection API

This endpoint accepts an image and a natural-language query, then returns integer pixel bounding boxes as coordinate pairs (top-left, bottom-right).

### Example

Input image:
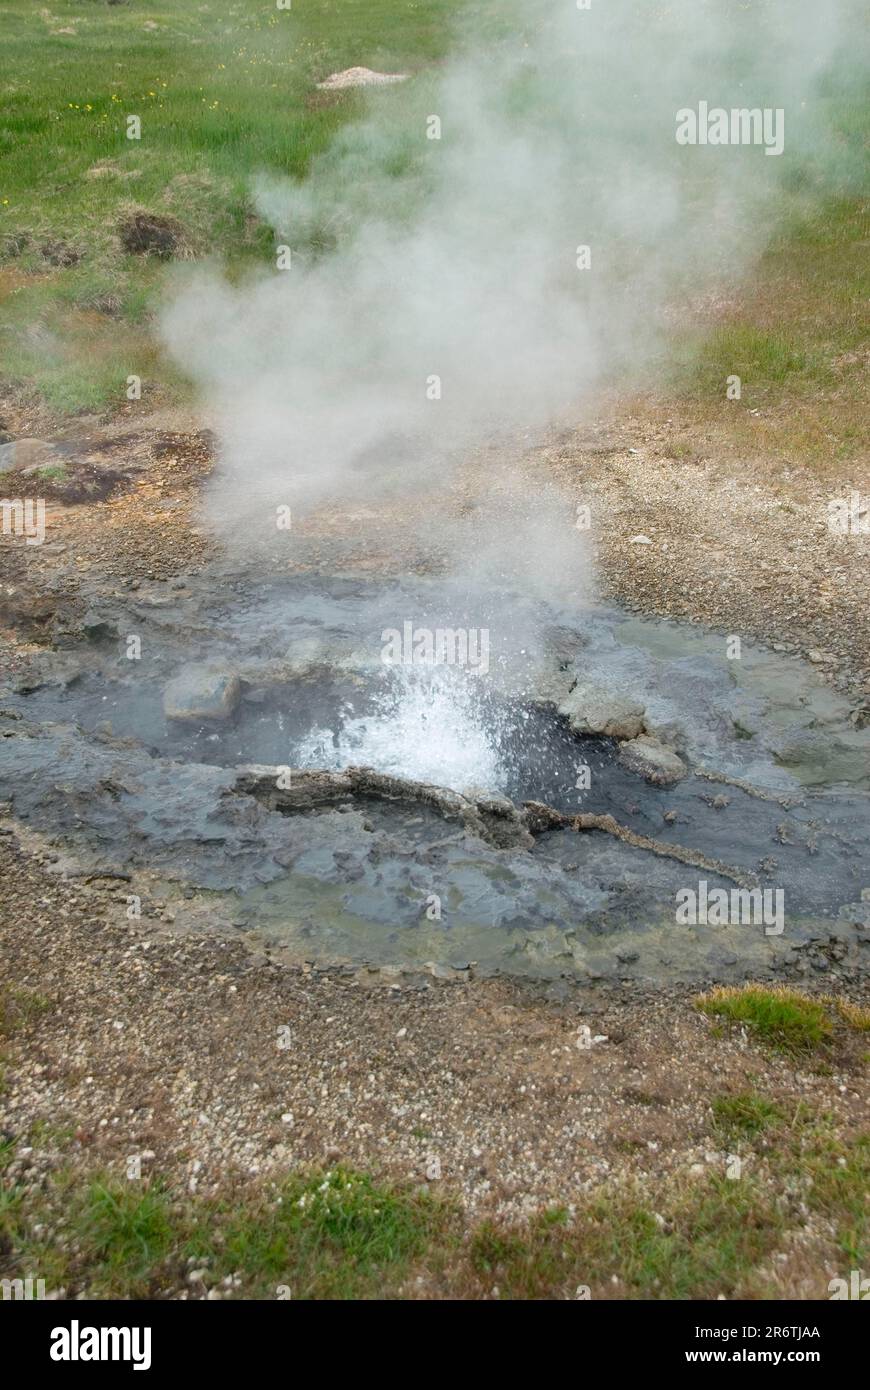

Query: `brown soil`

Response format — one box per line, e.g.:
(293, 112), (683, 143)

(0, 832), (865, 1246)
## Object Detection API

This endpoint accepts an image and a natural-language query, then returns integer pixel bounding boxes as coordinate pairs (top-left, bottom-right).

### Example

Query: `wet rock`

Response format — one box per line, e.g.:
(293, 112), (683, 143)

(235, 765), (534, 850)
(617, 734), (687, 786)
(469, 790), (534, 850)
(282, 635), (335, 676)
(239, 635), (375, 691)
(771, 726), (870, 787)
(522, 801), (568, 834)
(0, 439), (58, 474)
(80, 611), (118, 645)
(558, 681), (645, 739)
(283, 634), (372, 678)
(543, 625), (589, 668)
(0, 589), (59, 637)
(163, 665), (241, 722)
(487, 656), (571, 706)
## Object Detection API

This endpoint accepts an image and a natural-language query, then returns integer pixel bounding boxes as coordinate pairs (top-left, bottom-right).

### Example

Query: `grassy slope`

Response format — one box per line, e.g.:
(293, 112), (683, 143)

(668, 196), (869, 470)
(0, 0), (866, 449)
(0, 0), (463, 414)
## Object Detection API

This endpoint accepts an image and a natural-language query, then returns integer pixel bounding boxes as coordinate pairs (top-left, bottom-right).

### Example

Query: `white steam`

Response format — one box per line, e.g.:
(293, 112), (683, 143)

(162, 0), (854, 561)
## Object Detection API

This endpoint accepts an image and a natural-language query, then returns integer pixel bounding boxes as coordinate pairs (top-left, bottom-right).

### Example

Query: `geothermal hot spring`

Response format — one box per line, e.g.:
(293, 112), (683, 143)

(1, 565), (868, 986)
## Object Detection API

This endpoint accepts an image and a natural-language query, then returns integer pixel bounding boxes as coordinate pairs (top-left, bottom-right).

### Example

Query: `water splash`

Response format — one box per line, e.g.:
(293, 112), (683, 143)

(296, 665), (506, 794)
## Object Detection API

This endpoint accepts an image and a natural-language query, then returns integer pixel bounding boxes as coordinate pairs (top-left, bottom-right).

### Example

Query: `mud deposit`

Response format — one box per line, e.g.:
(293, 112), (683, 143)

(2, 568), (868, 985)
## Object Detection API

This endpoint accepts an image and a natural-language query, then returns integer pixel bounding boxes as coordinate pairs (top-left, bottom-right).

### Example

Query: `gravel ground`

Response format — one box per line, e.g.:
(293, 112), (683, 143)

(544, 412), (869, 704)
(1, 830), (866, 1230)
(1, 410), (867, 1298)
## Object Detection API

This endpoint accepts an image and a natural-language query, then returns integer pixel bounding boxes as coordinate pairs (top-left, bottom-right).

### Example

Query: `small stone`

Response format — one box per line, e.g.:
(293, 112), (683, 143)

(317, 67), (407, 90)
(617, 734), (687, 786)
(558, 682), (646, 739)
(163, 665), (241, 722)
(81, 611), (117, 644)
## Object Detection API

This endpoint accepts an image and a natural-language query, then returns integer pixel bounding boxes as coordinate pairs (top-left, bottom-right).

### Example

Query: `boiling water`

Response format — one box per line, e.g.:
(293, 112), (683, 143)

(2, 571), (869, 980)
(296, 665), (506, 793)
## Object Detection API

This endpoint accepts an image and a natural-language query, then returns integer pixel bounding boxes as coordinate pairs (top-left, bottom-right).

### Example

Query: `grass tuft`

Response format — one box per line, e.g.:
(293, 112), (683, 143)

(0, 988), (51, 1037)
(833, 997), (870, 1032)
(78, 1181), (175, 1295)
(695, 985), (834, 1053)
(712, 1092), (785, 1137)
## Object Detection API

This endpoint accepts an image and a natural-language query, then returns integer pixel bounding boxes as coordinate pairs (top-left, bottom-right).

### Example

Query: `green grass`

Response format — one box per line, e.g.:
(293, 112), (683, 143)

(696, 985), (835, 1054)
(80, 1181), (176, 1292)
(0, 0), (865, 450)
(666, 194), (868, 468)
(2, 1164), (450, 1300)
(834, 997), (870, 1031)
(466, 1100), (869, 1299)
(0, 0), (461, 224)
(468, 1182), (777, 1300)
(0, 987), (51, 1037)
(2, 1093), (867, 1299)
(0, 0), (465, 414)
(190, 1168), (445, 1300)
(677, 196), (869, 400)
(712, 1092), (785, 1138)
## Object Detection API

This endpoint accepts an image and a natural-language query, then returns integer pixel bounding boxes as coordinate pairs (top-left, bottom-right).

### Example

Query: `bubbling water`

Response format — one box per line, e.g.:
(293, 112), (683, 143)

(296, 664), (506, 794)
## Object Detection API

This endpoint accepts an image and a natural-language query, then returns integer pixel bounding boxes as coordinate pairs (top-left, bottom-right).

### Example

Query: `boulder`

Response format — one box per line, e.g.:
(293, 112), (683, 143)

(617, 734), (687, 786)
(163, 665), (240, 723)
(0, 439), (58, 474)
(316, 67), (407, 90)
(282, 634), (362, 678)
(80, 611), (118, 645)
(558, 681), (646, 739)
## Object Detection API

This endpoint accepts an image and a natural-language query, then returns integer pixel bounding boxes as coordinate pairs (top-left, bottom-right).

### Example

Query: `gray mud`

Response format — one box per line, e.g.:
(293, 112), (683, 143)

(1, 569), (868, 985)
